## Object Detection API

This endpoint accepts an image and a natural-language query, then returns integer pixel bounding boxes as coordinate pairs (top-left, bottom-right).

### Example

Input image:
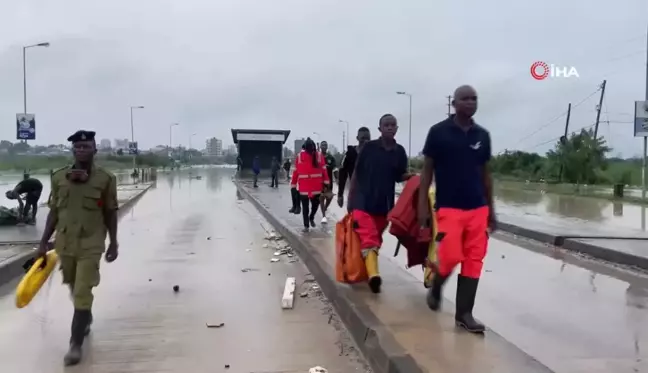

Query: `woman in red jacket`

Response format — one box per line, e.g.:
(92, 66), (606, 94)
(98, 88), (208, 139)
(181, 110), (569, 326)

(291, 138), (329, 231)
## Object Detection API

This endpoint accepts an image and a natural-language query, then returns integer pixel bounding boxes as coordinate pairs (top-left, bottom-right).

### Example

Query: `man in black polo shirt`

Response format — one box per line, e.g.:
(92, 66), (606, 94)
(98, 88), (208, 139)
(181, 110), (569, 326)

(417, 85), (496, 333)
(348, 114), (410, 293)
(6, 173), (43, 225)
(337, 126), (371, 208)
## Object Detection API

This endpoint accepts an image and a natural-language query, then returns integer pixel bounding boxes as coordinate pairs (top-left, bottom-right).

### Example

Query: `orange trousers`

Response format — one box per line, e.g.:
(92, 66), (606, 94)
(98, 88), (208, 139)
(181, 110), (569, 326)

(435, 206), (489, 279)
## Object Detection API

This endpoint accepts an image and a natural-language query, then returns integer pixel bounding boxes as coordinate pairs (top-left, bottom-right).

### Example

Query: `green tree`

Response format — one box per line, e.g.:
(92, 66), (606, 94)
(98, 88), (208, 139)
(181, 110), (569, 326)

(545, 128), (610, 184)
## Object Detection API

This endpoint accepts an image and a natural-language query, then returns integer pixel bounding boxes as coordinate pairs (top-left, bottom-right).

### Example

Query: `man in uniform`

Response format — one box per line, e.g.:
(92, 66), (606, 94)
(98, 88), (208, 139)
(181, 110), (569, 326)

(5, 172), (43, 225)
(37, 130), (119, 366)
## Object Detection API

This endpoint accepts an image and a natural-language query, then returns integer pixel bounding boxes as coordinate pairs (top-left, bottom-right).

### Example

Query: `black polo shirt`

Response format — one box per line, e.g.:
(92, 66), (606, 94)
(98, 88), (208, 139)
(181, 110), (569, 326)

(349, 139), (408, 215)
(15, 178), (43, 195)
(422, 116), (491, 210)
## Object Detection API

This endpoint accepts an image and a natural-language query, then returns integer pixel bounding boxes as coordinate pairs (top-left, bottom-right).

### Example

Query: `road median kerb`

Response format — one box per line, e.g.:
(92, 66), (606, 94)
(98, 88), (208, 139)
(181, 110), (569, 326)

(497, 221), (648, 270)
(0, 183), (154, 288)
(235, 180), (424, 373)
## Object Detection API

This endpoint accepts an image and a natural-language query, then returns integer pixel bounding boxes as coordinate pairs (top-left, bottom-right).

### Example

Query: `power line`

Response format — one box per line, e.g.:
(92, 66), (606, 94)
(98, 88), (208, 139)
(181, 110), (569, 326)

(528, 123), (597, 150)
(516, 87), (602, 144)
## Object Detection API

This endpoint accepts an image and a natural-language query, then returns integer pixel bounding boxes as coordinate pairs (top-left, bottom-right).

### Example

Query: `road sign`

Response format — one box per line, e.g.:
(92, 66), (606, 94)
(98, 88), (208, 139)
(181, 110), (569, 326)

(128, 141), (138, 155)
(16, 113), (36, 140)
(634, 101), (648, 137)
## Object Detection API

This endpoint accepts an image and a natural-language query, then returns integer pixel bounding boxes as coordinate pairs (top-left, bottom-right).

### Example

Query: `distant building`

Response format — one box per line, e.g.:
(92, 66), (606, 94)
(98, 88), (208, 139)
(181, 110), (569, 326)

(114, 138), (129, 150)
(294, 138), (306, 154)
(205, 137), (223, 156)
(99, 139), (111, 150)
(226, 144), (237, 155)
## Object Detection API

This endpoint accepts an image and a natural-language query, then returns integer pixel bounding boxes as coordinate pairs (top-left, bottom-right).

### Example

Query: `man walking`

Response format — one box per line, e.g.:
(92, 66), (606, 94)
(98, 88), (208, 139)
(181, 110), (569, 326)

(417, 85), (496, 334)
(252, 156), (260, 188)
(283, 157), (292, 181)
(270, 156), (280, 188)
(318, 141), (336, 224)
(37, 130), (119, 365)
(348, 115), (409, 293)
(337, 127), (370, 208)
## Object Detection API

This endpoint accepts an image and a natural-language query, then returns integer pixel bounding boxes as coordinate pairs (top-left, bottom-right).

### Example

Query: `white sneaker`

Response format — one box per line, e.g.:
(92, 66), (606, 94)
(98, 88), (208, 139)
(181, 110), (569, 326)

(321, 216), (328, 224)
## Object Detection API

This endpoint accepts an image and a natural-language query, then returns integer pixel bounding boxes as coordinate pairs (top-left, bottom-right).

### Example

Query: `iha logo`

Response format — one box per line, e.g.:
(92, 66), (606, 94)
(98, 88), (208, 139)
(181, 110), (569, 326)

(530, 61), (579, 80)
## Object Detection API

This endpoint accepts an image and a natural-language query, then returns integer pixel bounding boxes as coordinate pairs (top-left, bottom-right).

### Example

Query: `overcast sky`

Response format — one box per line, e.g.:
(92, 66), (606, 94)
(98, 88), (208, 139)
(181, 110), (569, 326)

(1, 0), (647, 156)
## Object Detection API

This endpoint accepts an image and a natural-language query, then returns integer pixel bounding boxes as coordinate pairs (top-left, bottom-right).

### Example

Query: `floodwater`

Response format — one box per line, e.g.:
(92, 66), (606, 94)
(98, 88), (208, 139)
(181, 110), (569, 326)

(496, 187), (648, 232)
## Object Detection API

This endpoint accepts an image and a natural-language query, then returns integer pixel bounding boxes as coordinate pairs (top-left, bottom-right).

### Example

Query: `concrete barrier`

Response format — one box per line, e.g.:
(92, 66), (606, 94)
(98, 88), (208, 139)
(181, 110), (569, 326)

(0, 183), (153, 288)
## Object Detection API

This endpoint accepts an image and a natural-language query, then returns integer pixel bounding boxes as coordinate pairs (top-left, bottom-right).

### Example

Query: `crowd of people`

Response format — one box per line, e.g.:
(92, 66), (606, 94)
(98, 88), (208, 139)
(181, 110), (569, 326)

(288, 85), (496, 334)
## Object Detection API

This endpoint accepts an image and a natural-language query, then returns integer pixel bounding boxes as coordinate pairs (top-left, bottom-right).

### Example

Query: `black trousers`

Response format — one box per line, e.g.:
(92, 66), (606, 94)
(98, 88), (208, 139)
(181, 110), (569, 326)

(300, 195), (320, 228)
(270, 172), (278, 187)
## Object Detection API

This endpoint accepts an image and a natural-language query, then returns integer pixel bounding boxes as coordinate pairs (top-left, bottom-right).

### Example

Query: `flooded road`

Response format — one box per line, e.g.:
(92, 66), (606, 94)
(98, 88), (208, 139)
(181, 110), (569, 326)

(251, 181), (648, 373)
(496, 187), (648, 232)
(0, 168), (370, 373)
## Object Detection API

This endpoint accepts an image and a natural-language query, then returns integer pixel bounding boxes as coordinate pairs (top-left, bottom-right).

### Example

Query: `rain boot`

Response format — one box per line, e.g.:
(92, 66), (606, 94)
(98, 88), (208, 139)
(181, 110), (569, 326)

(64, 309), (91, 366)
(426, 273), (449, 311)
(455, 275), (485, 333)
(364, 250), (382, 294)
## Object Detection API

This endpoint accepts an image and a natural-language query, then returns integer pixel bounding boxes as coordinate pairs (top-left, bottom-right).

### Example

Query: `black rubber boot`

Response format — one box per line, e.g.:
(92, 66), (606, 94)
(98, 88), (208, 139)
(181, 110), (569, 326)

(426, 274), (449, 311)
(64, 309), (91, 366)
(455, 275), (485, 333)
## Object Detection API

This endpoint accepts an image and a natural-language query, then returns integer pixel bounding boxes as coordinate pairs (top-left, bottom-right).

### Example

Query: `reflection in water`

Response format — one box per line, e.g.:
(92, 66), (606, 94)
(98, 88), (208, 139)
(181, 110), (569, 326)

(208, 171), (223, 191)
(613, 202), (623, 217)
(496, 187), (543, 205)
(589, 272), (597, 293)
(626, 284), (648, 310)
(546, 194), (608, 222)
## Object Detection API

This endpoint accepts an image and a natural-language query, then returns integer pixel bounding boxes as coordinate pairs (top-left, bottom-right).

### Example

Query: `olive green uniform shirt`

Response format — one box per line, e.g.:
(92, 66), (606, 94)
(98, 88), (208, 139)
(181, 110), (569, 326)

(49, 165), (118, 257)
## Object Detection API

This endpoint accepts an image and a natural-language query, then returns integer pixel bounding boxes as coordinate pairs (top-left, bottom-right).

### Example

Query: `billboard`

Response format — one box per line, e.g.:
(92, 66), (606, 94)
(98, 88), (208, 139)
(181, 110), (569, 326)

(634, 101), (648, 137)
(128, 141), (138, 155)
(16, 113), (36, 140)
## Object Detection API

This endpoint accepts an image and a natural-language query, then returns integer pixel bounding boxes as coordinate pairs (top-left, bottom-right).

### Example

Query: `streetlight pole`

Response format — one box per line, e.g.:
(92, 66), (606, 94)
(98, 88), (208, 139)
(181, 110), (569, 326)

(21, 42), (49, 160)
(396, 91), (413, 159)
(129, 105), (144, 173)
(22, 42), (50, 117)
(338, 119), (349, 148)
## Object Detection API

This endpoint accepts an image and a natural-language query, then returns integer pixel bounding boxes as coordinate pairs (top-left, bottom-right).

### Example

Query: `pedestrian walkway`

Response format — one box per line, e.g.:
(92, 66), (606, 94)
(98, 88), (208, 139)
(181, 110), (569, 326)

(0, 170), (369, 373)
(241, 180), (648, 373)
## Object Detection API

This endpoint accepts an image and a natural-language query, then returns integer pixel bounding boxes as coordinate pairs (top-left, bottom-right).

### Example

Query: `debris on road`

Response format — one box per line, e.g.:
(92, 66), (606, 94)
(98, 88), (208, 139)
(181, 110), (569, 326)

(262, 244), (269, 248)
(270, 258), (280, 263)
(264, 232), (283, 241)
(281, 277), (296, 309)
(245, 249), (252, 252)
(206, 322), (225, 328)
(309, 366), (328, 373)
(207, 236), (211, 240)
(173, 285), (180, 292)
(241, 268), (259, 273)
(300, 291), (309, 298)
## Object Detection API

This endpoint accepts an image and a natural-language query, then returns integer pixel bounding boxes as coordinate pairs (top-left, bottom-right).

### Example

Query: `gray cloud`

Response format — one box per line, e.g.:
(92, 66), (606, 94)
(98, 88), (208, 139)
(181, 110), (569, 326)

(1, 0), (646, 156)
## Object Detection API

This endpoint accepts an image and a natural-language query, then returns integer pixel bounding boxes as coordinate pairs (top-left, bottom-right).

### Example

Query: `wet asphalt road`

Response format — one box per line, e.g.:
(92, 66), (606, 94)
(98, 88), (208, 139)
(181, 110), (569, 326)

(0, 167), (370, 373)
(254, 179), (648, 373)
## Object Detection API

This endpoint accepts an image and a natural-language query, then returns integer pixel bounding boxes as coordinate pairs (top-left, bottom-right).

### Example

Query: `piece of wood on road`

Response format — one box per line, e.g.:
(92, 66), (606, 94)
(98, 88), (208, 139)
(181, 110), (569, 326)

(281, 277), (296, 309)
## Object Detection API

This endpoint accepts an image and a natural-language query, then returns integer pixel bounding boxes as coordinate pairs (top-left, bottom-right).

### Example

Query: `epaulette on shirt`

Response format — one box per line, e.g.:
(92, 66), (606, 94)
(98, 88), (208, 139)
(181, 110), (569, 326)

(51, 165), (71, 178)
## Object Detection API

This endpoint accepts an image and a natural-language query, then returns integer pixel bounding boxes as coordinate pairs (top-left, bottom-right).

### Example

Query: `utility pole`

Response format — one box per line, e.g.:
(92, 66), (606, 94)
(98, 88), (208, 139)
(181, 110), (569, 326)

(447, 95), (452, 117)
(558, 103), (572, 182)
(593, 80), (607, 139)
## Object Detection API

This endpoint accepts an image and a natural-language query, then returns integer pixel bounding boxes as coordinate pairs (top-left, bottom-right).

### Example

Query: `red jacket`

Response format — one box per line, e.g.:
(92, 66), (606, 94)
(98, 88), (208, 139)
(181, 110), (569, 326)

(387, 175), (432, 268)
(291, 151), (329, 197)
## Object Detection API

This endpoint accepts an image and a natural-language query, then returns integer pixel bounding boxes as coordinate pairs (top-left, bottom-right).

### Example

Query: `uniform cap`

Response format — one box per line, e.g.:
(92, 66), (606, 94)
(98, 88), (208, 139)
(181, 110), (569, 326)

(67, 130), (96, 142)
